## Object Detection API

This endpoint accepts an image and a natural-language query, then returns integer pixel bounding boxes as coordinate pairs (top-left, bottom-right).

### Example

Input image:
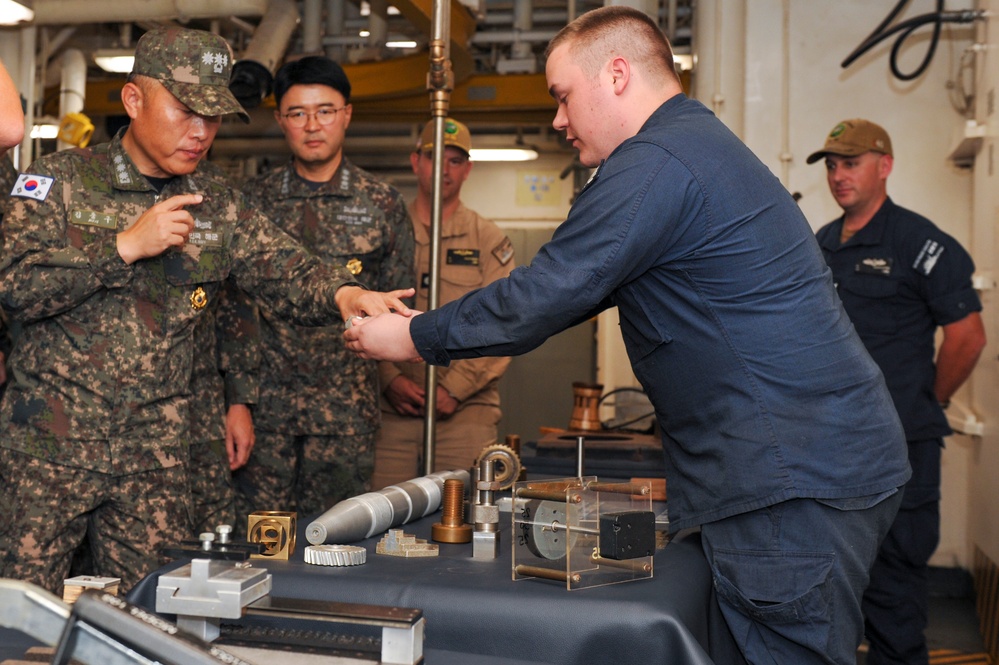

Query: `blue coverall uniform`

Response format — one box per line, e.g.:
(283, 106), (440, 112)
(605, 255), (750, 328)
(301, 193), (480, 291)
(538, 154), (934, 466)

(817, 197), (981, 665)
(411, 93), (911, 665)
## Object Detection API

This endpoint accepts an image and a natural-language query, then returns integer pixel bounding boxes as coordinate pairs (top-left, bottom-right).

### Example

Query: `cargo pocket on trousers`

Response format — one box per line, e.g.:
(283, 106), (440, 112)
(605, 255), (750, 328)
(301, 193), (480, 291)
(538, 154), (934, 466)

(711, 549), (834, 653)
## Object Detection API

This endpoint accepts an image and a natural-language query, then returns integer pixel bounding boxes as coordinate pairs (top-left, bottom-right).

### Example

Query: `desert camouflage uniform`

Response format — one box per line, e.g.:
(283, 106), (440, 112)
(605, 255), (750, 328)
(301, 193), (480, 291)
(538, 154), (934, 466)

(0, 130), (358, 594)
(372, 202), (515, 488)
(235, 159), (414, 519)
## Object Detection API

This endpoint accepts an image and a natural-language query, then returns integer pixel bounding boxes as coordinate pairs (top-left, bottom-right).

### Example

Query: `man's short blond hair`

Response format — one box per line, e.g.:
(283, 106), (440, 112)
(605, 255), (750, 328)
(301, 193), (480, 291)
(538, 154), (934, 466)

(545, 6), (680, 86)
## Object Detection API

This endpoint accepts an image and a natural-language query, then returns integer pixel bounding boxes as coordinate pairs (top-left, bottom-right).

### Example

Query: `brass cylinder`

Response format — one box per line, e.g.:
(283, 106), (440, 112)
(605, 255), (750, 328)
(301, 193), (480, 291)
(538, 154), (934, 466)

(432, 478), (472, 543)
(515, 564), (580, 584)
(568, 382), (603, 431)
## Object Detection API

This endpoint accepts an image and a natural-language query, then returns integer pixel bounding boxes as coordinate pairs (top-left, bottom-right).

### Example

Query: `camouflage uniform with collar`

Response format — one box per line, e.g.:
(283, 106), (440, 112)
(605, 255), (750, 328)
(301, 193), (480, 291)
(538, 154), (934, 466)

(0, 130), (358, 593)
(235, 159), (414, 518)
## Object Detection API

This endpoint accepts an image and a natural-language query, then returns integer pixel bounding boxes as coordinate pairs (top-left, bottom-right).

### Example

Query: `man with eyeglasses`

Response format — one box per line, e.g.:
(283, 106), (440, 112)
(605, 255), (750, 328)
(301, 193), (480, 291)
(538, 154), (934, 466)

(0, 28), (410, 595)
(235, 56), (414, 520)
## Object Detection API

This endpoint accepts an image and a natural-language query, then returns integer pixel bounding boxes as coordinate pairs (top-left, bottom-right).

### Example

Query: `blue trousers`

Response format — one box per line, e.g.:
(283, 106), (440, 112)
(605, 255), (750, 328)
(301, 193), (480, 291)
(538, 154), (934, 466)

(864, 439), (941, 665)
(701, 491), (903, 665)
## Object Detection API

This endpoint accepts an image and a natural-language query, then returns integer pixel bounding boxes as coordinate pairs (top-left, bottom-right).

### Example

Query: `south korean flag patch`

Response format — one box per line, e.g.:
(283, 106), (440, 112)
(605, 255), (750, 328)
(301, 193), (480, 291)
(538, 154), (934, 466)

(11, 173), (55, 202)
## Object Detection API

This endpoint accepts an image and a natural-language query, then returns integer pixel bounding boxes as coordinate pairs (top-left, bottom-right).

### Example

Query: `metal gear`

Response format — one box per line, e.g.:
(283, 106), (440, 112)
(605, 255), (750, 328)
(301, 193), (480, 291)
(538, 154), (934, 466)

(304, 544), (367, 567)
(474, 443), (522, 490)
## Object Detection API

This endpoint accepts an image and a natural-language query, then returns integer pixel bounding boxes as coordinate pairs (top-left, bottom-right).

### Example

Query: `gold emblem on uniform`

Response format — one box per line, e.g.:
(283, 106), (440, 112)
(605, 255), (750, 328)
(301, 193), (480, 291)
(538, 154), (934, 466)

(190, 287), (208, 310)
(346, 258), (363, 275)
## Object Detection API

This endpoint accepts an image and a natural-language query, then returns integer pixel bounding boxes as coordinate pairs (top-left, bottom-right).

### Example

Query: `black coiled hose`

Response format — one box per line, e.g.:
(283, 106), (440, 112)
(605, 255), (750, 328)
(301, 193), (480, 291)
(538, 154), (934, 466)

(841, 0), (983, 81)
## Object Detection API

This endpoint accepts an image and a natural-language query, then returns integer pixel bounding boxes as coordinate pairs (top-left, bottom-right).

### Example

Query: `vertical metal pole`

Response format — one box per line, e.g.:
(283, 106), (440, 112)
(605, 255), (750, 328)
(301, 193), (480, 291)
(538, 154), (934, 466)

(422, 0), (453, 475)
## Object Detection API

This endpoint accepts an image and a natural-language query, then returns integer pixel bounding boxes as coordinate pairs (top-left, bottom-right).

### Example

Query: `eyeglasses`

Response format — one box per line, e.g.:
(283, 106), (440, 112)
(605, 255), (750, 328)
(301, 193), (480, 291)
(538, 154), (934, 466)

(281, 107), (347, 128)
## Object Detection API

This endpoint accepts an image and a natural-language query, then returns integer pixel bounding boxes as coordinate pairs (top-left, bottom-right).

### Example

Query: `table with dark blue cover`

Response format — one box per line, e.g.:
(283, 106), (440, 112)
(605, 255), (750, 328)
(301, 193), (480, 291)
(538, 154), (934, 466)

(125, 507), (743, 665)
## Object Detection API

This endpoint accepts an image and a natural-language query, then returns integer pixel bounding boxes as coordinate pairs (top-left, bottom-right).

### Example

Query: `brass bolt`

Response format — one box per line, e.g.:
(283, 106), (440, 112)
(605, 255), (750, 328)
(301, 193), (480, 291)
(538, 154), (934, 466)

(432, 479), (472, 544)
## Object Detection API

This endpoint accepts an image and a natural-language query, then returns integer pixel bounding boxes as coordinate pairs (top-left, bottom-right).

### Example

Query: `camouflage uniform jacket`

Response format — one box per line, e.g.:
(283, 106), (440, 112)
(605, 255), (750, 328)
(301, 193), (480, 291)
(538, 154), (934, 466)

(189, 280), (260, 444)
(0, 131), (358, 475)
(243, 159), (414, 436)
(188, 162), (260, 444)
(378, 202), (514, 409)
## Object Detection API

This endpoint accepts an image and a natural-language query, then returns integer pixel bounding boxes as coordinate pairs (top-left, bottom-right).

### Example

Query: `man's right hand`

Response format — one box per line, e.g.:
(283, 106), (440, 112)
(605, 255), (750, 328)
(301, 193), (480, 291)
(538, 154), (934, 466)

(116, 193), (202, 264)
(384, 375), (426, 417)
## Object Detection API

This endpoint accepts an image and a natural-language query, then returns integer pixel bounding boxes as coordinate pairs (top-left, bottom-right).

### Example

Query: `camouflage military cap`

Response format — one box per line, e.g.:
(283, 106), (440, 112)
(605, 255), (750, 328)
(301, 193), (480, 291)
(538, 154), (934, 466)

(132, 27), (250, 123)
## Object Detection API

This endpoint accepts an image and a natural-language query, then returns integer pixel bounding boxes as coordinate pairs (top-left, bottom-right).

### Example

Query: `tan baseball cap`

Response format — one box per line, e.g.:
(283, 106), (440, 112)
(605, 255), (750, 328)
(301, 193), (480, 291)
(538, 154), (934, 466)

(417, 118), (472, 155)
(132, 27), (250, 123)
(806, 119), (892, 164)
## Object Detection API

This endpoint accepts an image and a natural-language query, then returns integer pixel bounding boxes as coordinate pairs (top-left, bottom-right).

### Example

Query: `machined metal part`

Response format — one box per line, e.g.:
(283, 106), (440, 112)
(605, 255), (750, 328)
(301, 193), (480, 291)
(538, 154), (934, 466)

(431, 478), (472, 544)
(376, 530), (439, 557)
(472, 459), (500, 559)
(248, 511), (297, 560)
(0, 579), (256, 665)
(586, 481), (651, 495)
(304, 544), (367, 566)
(245, 595), (424, 665)
(522, 500), (580, 560)
(513, 565), (580, 584)
(156, 559), (272, 642)
(590, 549), (654, 573)
(473, 443), (522, 490)
(306, 469), (470, 545)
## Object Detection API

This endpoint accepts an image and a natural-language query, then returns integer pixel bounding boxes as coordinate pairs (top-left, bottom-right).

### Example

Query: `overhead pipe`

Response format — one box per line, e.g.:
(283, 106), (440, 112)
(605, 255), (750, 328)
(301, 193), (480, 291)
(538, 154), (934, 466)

(302, 0), (324, 54)
(511, 0), (532, 60)
(367, 0), (389, 48)
(325, 0), (347, 62)
(56, 48), (87, 151)
(229, 0), (301, 109)
(30, 0), (270, 24)
(17, 26), (36, 167)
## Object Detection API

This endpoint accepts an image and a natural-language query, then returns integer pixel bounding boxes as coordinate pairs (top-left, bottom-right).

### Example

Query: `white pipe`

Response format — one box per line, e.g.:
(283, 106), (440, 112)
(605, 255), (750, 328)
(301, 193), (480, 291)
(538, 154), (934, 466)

(325, 0), (346, 61)
(779, 0), (792, 187)
(57, 48), (86, 151)
(30, 0), (270, 25)
(511, 0), (532, 60)
(17, 25), (35, 167)
(302, 0), (323, 54)
(241, 0), (300, 74)
(367, 0), (388, 48)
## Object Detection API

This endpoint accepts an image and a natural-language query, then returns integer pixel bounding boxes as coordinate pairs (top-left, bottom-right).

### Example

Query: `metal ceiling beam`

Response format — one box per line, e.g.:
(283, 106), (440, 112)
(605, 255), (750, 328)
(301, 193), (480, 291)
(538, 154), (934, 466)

(51, 71), (555, 125)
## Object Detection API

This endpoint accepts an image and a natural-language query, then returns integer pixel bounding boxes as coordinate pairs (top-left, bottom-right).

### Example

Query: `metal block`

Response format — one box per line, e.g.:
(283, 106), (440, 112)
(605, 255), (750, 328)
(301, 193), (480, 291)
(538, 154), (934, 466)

(472, 530), (500, 559)
(247, 511), (296, 560)
(470, 503), (499, 525)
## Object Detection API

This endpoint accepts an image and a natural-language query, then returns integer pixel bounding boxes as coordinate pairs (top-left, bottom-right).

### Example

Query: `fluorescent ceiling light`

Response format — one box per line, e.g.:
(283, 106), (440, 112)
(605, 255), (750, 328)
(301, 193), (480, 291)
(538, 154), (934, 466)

(359, 2), (400, 16)
(386, 40), (417, 49)
(0, 0), (33, 25)
(469, 148), (539, 162)
(94, 49), (136, 74)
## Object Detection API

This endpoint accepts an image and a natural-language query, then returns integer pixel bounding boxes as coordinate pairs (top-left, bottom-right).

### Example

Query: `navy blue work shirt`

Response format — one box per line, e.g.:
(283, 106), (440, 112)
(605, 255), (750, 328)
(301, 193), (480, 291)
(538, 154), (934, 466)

(411, 94), (910, 532)
(816, 198), (981, 440)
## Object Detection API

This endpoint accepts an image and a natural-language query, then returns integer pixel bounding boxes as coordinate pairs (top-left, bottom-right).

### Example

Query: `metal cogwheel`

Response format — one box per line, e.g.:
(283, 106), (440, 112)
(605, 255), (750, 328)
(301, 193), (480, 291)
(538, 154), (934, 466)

(474, 443), (522, 490)
(304, 544), (367, 567)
